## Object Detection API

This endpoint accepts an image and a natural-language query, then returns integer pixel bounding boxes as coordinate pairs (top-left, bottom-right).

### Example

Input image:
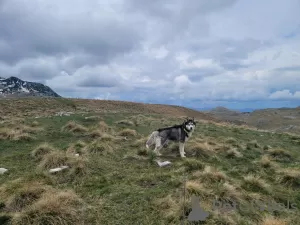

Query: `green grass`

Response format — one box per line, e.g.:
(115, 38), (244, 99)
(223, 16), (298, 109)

(0, 112), (299, 224)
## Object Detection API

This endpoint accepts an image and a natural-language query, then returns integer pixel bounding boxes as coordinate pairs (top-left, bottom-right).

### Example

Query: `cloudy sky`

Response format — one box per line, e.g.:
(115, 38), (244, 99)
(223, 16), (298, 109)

(1, 0), (300, 110)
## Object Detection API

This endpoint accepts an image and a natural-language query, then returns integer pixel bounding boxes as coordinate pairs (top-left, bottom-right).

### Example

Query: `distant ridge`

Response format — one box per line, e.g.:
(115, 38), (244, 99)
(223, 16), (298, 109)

(0, 76), (60, 98)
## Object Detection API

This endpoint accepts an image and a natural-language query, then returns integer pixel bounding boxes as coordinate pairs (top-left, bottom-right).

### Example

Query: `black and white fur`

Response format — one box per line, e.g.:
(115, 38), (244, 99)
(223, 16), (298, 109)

(145, 117), (196, 158)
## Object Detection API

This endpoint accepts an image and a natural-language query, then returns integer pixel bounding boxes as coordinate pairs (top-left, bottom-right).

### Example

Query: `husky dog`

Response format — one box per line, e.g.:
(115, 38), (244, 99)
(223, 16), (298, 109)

(146, 117), (196, 158)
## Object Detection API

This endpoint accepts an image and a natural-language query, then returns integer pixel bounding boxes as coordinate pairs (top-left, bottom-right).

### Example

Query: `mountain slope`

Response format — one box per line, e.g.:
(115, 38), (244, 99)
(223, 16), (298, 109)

(0, 97), (219, 122)
(0, 76), (60, 98)
(204, 106), (300, 134)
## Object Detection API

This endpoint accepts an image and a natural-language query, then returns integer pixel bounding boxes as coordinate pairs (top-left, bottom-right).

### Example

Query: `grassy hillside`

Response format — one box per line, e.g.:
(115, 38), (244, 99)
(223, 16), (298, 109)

(0, 100), (300, 224)
(205, 107), (300, 134)
(0, 97), (217, 121)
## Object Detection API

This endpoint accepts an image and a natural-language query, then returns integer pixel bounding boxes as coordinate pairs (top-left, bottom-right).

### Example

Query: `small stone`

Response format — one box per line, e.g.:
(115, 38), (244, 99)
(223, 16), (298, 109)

(0, 168), (8, 174)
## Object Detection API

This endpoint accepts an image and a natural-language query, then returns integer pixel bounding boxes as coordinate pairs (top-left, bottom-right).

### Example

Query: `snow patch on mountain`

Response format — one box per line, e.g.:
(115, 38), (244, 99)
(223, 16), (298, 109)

(0, 76), (60, 98)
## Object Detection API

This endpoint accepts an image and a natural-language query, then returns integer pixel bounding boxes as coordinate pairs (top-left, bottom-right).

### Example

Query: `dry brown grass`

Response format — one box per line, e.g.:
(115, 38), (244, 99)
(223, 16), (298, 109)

(37, 151), (69, 170)
(88, 129), (104, 138)
(226, 148), (243, 158)
(260, 216), (288, 225)
(220, 182), (243, 201)
(267, 148), (292, 159)
(186, 142), (214, 158)
(74, 140), (87, 148)
(246, 140), (260, 149)
(21, 125), (43, 134)
(99, 133), (116, 141)
(130, 137), (148, 148)
(66, 141), (87, 156)
(1, 98), (217, 122)
(0, 126), (39, 141)
(98, 121), (111, 132)
(259, 155), (274, 168)
(186, 181), (213, 199)
(10, 189), (86, 225)
(31, 121), (39, 127)
(243, 175), (271, 192)
(31, 143), (57, 160)
(192, 166), (228, 184)
(84, 140), (113, 155)
(0, 181), (50, 213)
(118, 128), (137, 137)
(67, 156), (89, 177)
(61, 121), (88, 133)
(152, 195), (181, 222)
(276, 168), (300, 187)
(225, 137), (238, 145)
(182, 158), (205, 172)
(33, 144), (89, 180)
(115, 119), (135, 126)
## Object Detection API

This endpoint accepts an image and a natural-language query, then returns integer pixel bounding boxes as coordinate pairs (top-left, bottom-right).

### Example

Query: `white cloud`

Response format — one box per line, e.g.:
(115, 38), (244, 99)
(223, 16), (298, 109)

(174, 75), (192, 91)
(0, 0), (300, 108)
(269, 90), (300, 100)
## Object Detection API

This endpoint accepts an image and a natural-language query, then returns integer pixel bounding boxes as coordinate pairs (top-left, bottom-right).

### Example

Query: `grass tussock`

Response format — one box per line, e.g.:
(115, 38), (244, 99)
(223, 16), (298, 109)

(20, 125), (43, 134)
(31, 143), (57, 160)
(88, 129), (103, 138)
(74, 140), (86, 149)
(259, 155), (274, 168)
(130, 137), (148, 148)
(246, 140), (260, 149)
(118, 128), (137, 137)
(0, 181), (50, 213)
(214, 144), (231, 152)
(186, 181), (213, 199)
(226, 148), (243, 158)
(84, 140), (113, 155)
(116, 119), (135, 126)
(260, 216), (288, 225)
(0, 127), (36, 141)
(192, 166), (228, 184)
(182, 158), (205, 172)
(31, 121), (39, 127)
(225, 137), (238, 145)
(66, 141), (87, 156)
(220, 182), (243, 201)
(10, 189), (86, 225)
(186, 142), (214, 158)
(242, 175), (271, 193)
(33, 144), (89, 180)
(98, 121), (110, 132)
(99, 133), (115, 141)
(37, 151), (69, 170)
(152, 195), (180, 222)
(5, 186), (48, 213)
(277, 168), (300, 187)
(267, 148), (292, 159)
(61, 121), (88, 133)
(67, 157), (89, 177)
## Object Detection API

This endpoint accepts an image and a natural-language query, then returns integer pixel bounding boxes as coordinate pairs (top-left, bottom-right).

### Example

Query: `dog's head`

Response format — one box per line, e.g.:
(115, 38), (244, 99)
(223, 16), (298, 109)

(183, 117), (196, 132)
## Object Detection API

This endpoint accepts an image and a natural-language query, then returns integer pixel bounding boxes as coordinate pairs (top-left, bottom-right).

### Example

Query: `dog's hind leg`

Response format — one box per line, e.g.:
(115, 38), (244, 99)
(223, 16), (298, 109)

(146, 131), (158, 149)
(179, 142), (186, 158)
(153, 136), (163, 156)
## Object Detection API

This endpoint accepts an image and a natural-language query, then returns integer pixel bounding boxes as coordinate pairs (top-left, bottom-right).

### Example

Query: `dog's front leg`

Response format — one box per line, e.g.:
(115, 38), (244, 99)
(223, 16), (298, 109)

(154, 137), (162, 156)
(179, 142), (186, 158)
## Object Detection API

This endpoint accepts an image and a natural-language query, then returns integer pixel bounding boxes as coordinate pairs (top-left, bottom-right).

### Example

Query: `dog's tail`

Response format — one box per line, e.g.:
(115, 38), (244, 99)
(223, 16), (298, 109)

(146, 131), (159, 149)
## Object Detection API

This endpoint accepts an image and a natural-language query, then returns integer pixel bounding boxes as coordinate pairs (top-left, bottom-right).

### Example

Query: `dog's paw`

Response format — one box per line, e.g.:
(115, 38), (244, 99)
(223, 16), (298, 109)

(180, 155), (186, 158)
